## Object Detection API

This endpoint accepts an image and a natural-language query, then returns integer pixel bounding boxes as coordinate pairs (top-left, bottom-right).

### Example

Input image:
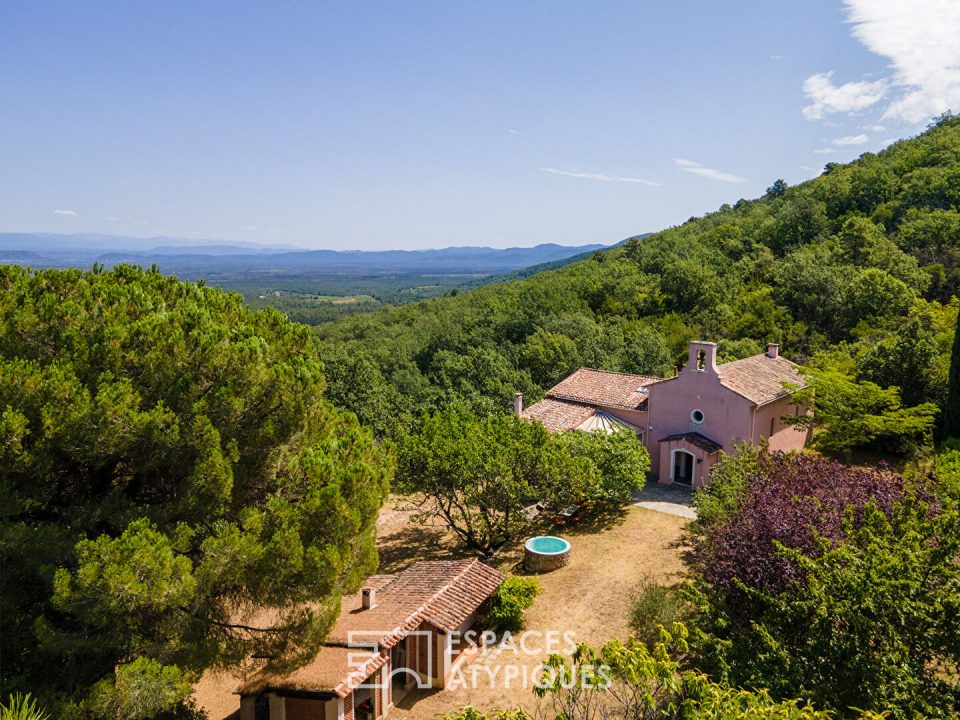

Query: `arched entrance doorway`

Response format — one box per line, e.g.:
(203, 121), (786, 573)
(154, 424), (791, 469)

(671, 449), (695, 487)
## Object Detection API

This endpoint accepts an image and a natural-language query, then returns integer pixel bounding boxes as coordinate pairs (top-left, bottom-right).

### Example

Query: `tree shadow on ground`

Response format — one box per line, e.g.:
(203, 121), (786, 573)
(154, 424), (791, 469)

(377, 522), (475, 574)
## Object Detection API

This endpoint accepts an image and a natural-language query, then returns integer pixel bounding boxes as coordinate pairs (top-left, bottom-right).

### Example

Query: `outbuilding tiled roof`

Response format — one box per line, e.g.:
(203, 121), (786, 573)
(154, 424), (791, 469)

(522, 397), (597, 432)
(236, 559), (503, 698)
(717, 354), (805, 405)
(658, 431), (724, 454)
(545, 368), (662, 410)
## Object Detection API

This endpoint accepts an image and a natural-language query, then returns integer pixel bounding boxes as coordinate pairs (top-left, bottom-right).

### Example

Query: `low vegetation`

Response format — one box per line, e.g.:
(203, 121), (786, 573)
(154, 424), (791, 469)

(447, 625), (885, 719)
(487, 576), (542, 632)
(627, 577), (684, 649)
(686, 450), (960, 718)
(0, 694), (50, 720)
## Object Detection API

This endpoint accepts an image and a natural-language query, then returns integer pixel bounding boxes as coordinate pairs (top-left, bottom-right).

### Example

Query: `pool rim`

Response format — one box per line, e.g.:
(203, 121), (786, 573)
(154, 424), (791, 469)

(524, 535), (571, 556)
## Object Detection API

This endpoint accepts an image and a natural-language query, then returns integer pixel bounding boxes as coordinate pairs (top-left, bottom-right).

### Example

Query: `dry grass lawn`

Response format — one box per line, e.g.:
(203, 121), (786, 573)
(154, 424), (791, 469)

(194, 495), (691, 719)
(382, 497), (690, 718)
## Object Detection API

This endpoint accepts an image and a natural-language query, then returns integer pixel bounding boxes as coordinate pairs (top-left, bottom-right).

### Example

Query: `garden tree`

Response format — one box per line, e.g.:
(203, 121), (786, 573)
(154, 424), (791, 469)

(554, 429), (650, 507)
(945, 307), (960, 439)
(395, 407), (596, 552)
(0, 266), (392, 718)
(785, 366), (938, 455)
(686, 452), (958, 718)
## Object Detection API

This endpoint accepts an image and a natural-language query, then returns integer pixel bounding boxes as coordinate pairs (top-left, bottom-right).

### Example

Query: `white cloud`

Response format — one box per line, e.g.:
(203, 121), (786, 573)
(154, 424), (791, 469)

(813, 147), (836, 154)
(508, 129), (521, 135)
(803, 2), (960, 124)
(845, 0), (960, 122)
(540, 167), (661, 186)
(864, 124), (886, 132)
(53, 208), (77, 216)
(105, 216), (120, 222)
(673, 158), (746, 183)
(239, 225), (260, 231)
(833, 133), (869, 145)
(770, 54), (787, 61)
(802, 71), (887, 120)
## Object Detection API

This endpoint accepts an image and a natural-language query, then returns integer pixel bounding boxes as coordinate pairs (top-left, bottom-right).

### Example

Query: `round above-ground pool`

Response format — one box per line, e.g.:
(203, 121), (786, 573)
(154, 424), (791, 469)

(524, 535), (571, 572)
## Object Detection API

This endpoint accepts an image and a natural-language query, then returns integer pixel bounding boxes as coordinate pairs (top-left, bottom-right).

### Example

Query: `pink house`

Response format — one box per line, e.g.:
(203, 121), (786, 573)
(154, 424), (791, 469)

(520, 341), (811, 489)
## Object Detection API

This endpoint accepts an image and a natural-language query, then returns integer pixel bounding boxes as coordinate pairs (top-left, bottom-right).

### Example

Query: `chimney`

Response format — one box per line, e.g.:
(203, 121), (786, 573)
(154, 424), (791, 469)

(686, 341), (719, 376)
(767, 343), (780, 359)
(361, 587), (376, 610)
(514, 392), (523, 417)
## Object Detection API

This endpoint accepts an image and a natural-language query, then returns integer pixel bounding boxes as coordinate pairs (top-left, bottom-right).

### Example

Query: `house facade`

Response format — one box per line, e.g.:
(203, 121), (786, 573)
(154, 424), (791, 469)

(236, 559), (503, 720)
(521, 341), (811, 489)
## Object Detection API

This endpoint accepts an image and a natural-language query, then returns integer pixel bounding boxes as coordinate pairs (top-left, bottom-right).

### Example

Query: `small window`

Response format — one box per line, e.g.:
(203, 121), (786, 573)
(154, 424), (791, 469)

(691, 409), (705, 424)
(696, 349), (706, 371)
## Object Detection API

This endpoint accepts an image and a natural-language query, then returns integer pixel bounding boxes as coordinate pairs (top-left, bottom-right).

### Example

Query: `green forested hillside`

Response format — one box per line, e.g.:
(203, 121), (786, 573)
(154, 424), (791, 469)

(317, 116), (960, 439)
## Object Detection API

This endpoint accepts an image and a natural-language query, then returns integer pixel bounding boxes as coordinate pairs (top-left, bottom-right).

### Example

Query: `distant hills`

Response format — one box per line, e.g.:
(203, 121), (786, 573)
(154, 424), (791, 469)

(0, 233), (610, 277)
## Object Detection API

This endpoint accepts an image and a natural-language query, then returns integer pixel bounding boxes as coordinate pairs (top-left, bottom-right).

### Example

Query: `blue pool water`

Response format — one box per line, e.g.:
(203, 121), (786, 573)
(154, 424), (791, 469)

(525, 536), (570, 555)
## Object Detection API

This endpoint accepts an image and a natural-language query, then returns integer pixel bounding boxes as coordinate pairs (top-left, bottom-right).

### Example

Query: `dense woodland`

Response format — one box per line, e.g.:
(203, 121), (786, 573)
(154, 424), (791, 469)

(3, 120), (960, 720)
(317, 116), (960, 448)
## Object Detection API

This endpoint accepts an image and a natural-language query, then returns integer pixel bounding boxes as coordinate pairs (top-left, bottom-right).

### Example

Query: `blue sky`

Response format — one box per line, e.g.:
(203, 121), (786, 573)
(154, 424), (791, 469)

(2, 1), (958, 249)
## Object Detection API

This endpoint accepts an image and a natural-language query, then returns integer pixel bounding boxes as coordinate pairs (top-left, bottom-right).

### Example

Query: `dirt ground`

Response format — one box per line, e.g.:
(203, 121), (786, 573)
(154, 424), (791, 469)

(194, 494), (691, 719)
(384, 498), (690, 718)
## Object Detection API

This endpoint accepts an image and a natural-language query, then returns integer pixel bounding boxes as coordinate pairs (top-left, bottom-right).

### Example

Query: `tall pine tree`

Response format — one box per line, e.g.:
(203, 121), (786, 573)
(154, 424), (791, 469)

(945, 309), (960, 439)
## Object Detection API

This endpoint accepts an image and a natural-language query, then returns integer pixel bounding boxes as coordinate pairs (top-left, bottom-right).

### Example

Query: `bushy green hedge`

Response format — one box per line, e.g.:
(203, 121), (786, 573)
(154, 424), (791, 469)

(488, 576), (541, 632)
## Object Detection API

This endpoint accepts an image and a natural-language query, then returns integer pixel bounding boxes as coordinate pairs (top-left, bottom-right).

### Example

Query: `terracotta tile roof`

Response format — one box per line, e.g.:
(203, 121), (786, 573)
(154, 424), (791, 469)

(522, 397), (597, 432)
(236, 645), (382, 699)
(236, 559), (503, 698)
(717, 354), (806, 405)
(544, 368), (662, 410)
(658, 431), (723, 454)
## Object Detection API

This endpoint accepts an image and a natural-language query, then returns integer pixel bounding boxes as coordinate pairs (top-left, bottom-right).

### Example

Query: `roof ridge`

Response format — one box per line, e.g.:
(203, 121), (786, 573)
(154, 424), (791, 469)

(574, 367), (664, 380)
(718, 352), (799, 370)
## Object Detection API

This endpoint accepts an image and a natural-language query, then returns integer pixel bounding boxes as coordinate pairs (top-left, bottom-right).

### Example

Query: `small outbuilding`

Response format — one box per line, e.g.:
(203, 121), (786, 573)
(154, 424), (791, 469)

(236, 559), (504, 720)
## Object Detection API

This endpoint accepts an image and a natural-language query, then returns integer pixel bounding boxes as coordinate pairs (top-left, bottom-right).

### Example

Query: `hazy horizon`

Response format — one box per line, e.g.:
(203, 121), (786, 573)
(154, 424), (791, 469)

(2, 1), (959, 249)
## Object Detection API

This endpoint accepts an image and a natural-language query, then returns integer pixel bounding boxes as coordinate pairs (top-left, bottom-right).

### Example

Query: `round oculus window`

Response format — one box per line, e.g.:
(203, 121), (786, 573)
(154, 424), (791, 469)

(691, 409), (705, 424)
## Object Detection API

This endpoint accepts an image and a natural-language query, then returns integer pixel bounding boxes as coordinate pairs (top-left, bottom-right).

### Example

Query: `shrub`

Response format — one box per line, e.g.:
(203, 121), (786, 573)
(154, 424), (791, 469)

(692, 452), (936, 598)
(687, 453), (958, 718)
(0, 694), (49, 720)
(487, 576), (541, 632)
(444, 708), (529, 720)
(627, 577), (683, 648)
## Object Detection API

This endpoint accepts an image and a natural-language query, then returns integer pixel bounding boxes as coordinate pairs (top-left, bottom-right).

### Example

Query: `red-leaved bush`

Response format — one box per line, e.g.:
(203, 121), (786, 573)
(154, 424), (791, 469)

(696, 453), (938, 594)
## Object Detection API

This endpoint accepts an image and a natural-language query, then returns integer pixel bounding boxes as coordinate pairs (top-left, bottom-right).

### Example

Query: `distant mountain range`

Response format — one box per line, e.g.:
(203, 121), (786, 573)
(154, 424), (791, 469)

(0, 233), (610, 277)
